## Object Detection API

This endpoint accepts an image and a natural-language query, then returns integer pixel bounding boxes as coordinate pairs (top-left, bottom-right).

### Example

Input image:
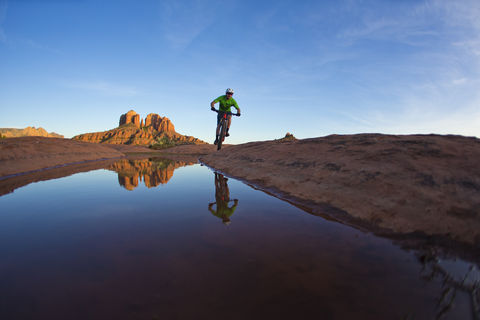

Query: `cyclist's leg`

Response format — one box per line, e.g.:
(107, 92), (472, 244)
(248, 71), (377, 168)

(227, 115), (232, 129)
(214, 114), (222, 144)
(217, 119), (226, 150)
(226, 115), (232, 137)
(216, 113), (222, 134)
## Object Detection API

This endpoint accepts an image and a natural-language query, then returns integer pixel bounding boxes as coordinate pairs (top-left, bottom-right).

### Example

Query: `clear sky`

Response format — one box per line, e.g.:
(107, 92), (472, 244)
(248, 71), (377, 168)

(1, 0), (479, 144)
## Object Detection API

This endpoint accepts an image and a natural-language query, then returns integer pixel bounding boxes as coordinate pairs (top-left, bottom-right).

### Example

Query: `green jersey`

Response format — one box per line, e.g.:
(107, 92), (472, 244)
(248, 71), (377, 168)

(209, 202), (237, 219)
(214, 95), (239, 112)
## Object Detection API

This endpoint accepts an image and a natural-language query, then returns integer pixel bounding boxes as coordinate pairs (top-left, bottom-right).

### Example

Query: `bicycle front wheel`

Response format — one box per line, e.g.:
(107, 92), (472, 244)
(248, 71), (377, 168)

(217, 121), (226, 150)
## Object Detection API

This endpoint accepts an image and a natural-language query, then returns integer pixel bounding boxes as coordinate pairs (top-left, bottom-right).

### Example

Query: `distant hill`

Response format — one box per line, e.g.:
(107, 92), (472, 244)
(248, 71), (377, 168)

(72, 110), (207, 146)
(0, 127), (64, 138)
(277, 133), (297, 141)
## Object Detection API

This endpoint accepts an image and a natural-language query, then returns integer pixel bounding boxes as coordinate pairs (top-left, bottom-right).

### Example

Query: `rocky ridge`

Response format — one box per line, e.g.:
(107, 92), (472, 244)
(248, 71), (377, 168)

(73, 110), (205, 146)
(0, 127), (64, 138)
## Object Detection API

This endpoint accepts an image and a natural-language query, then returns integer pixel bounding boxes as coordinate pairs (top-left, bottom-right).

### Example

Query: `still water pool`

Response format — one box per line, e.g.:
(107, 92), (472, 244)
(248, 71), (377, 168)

(0, 157), (478, 320)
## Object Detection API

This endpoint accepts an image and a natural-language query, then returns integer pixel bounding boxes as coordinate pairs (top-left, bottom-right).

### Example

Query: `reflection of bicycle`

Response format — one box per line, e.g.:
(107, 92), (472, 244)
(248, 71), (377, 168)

(208, 172), (238, 225)
(212, 109), (240, 150)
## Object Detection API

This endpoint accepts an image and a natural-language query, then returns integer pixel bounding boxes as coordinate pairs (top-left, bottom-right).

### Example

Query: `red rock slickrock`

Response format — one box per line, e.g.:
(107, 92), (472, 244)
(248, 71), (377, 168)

(159, 144), (220, 154)
(0, 142), (207, 197)
(0, 137), (124, 178)
(0, 158), (121, 197)
(200, 134), (480, 245)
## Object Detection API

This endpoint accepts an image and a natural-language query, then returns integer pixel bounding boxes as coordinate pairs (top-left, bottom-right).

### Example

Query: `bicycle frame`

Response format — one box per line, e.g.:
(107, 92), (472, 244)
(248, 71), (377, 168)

(212, 109), (239, 150)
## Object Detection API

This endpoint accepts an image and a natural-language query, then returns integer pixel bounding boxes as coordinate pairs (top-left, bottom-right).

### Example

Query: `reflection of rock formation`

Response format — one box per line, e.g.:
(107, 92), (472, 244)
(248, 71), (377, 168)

(0, 158), (121, 197)
(107, 158), (194, 191)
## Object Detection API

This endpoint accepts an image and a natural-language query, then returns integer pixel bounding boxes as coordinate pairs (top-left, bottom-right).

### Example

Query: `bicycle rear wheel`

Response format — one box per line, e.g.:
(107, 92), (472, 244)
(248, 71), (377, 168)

(217, 121), (226, 150)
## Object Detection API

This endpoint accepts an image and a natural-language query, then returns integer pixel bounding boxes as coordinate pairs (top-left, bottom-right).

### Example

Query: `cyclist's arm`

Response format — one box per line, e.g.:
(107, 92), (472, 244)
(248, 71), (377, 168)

(210, 101), (216, 110)
(233, 100), (241, 115)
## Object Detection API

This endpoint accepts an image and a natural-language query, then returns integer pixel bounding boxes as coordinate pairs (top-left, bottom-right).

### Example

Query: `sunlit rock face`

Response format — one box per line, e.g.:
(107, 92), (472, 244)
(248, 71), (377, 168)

(72, 110), (205, 146)
(0, 127), (64, 138)
(119, 110), (140, 128)
(108, 158), (195, 190)
(119, 110), (174, 132)
(145, 113), (175, 132)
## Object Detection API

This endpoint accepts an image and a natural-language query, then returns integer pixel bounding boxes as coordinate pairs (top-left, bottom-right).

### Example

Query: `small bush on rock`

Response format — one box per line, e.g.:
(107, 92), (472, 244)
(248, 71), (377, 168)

(149, 136), (196, 150)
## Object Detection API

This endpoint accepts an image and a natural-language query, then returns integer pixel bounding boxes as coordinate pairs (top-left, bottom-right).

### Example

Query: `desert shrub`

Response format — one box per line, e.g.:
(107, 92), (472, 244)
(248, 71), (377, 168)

(149, 136), (175, 149)
(118, 123), (137, 129)
(276, 133), (297, 141)
(0, 133), (6, 139)
(149, 136), (196, 150)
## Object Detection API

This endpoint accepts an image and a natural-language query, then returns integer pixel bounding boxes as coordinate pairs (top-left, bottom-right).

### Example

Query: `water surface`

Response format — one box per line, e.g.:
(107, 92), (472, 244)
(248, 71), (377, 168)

(0, 157), (478, 320)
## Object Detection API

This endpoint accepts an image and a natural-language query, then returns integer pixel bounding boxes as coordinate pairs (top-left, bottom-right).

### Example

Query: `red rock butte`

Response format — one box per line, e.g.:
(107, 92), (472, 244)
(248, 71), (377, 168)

(119, 110), (175, 132)
(73, 110), (205, 146)
(119, 110), (141, 127)
(145, 113), (175, 132)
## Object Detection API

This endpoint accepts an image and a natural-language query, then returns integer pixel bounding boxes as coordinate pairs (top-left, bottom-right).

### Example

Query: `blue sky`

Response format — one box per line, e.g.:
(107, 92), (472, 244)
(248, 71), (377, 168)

(1, 0), (479, 144)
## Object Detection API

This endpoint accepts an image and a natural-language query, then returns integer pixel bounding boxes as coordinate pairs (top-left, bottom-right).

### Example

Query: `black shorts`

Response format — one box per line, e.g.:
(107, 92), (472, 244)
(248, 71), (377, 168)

(217, 112), (231, 125)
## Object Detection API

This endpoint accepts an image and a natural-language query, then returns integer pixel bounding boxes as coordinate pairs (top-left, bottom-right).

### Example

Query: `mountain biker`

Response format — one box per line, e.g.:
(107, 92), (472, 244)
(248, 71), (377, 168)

(210, 88), (241, 145)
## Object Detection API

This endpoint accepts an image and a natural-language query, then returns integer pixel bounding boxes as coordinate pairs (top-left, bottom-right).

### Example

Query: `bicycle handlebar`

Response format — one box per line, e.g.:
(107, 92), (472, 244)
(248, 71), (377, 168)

(212, 109), (240, 116)
(209, 199), (238, 205)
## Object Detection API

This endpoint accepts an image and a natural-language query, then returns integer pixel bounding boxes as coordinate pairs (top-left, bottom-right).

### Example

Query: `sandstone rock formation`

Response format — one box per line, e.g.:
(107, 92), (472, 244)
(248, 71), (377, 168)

(119, 110), (141, 128)
(145, 113), (175, 132)
(73, 125), (205, 146)
(0, 127), (64, 138)
(200, 134), (480, 246)
(107, 158), (195, 190)
(73, 110), (205, 146)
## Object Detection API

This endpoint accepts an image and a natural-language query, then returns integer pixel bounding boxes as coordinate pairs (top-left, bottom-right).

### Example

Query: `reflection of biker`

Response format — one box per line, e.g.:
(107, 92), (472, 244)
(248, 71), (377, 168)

(208, 172), (238, 225)
(210, 88), (241, 145)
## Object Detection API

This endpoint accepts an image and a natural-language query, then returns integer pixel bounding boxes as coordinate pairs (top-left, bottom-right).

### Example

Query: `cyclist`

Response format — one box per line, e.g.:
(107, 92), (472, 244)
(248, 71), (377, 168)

(210, 88), (241, 145)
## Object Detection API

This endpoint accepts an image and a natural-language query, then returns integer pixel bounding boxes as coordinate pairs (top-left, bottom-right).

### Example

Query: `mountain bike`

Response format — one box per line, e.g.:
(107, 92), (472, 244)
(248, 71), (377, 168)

(212, 109), (240, 150)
